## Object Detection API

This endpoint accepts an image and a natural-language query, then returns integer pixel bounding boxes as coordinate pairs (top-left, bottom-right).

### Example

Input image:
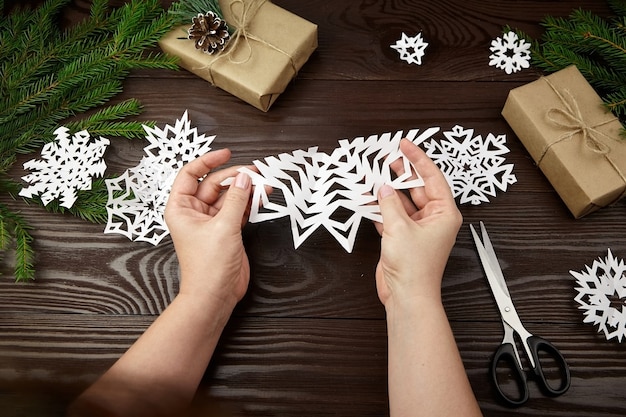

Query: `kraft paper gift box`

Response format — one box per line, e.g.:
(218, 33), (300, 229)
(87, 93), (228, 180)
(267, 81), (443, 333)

(502, 65), (626, 218)
(159, 0), (318, 112)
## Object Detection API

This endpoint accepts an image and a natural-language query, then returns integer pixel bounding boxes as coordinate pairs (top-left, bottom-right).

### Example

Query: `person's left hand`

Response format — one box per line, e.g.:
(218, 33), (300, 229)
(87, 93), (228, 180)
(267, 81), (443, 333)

(164, 149), (254, 307)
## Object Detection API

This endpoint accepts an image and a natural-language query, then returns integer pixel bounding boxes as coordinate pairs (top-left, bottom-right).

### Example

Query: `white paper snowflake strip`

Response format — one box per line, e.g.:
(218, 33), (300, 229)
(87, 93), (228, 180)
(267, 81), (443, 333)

(19, 127), (110, 208)
(423, 125), (517, 205)
(234, 125), (514, 252)
(391, 32), (428, 65)
(104, 114), (515, 250)
(104, 111), (214, 245)
(571, 249), (626, 342)
(238, 128), (434, 253)
(488, 31), (531, 74)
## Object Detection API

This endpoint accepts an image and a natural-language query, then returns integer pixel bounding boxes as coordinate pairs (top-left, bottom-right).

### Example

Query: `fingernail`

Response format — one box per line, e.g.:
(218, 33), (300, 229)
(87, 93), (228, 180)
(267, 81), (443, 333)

(234, 172), (250, 189)
(379, 184), (394, 198)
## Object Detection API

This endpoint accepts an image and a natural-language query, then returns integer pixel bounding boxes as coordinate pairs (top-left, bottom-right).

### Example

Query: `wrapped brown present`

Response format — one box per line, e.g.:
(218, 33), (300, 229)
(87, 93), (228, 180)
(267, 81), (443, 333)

(502, 65), (626, 218)
(159, 0), (318, 111)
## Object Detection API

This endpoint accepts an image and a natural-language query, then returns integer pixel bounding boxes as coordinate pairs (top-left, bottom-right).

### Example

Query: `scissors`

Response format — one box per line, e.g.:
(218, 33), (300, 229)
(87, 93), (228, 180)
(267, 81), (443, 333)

(470, 222), (571, 407)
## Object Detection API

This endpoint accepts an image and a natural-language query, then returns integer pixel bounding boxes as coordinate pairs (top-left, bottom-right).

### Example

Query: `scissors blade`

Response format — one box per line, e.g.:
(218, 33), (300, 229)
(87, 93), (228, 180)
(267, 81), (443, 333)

(470, 222), (511, 313)
(471, 223), (535, 367)
(470, 223), (518, 322)
(477, 222), (510, 299)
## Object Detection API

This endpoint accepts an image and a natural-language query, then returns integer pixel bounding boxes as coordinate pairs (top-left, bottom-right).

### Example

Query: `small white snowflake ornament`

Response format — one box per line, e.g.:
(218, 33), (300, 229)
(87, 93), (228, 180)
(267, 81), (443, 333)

(104, 111), (214, 245)
(391, 32), (428, 65)
(571, 249), (626, 342)
(423, 125), (517, 205)
(489, 31), (531, 74)
(19, 126), (110, 208)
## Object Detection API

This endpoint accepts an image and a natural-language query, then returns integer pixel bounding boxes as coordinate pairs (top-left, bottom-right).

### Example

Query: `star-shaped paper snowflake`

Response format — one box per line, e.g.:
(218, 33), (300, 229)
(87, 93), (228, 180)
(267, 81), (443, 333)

(488, 31), (531, 74)
(237, 128), (438, 252)
(391, 32), (428, 65)
(423, 125), (517, 205)
(104, 111), (214, 244)
(571, 249), (626, 342)
(19, 127), (110, 208)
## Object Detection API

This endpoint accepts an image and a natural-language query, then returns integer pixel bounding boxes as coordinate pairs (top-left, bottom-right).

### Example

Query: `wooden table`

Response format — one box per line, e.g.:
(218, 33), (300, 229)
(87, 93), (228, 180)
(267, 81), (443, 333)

(2, 1), (625, 416)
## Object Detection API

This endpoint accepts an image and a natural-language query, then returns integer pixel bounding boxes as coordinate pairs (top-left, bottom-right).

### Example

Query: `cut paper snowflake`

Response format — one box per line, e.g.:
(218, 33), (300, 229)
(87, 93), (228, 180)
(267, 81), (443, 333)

(391, 32), (428, 65)
(105, 111), (214, 245)
(423, 125), (517, 205)
(488, 31), (531, 74)
(571, 249), (626, 342)
(19, 126), (109, 208)
(234, 128), (439, 252)
(105, 114), (516, 250)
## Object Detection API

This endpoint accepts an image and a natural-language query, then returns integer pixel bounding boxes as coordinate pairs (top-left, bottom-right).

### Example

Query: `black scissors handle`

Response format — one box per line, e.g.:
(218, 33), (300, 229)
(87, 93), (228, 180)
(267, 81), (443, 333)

(490, 336), (571, 407)
(526, 335), (571, 396)
(490, 342), (529, 406)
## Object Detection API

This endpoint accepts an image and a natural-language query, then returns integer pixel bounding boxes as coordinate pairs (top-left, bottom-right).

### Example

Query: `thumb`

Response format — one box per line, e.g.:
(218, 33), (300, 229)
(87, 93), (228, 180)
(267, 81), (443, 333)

(216, 172), (252, 226)
(378, 184), (410, 227)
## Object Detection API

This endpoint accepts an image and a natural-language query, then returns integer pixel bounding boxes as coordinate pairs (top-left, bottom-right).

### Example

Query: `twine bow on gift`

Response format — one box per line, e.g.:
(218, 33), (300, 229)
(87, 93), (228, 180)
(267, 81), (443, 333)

(201, 0), (298, 84)
(539, 76), (626, 202)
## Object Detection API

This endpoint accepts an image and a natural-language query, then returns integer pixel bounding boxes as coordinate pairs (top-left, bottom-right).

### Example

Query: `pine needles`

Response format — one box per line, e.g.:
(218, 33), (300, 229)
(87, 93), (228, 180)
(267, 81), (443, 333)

(0, 0), (179, 281)
(168, 0), (226, 22)
(527, 0), (626, 127)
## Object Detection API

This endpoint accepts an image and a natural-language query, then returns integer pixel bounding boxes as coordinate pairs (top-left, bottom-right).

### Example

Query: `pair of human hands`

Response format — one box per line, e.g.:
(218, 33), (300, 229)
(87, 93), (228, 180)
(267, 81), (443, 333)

(164, 139), (462, 309)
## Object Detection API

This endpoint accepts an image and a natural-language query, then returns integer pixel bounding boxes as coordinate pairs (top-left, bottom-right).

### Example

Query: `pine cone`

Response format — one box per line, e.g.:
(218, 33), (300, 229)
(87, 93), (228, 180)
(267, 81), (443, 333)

(188, 11), (230, 55)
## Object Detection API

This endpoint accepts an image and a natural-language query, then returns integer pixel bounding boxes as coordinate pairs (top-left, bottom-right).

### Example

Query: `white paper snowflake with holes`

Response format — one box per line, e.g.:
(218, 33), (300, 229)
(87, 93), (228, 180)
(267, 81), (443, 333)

(571, 249), (626, 342)
(19, 126), (109, 208)
(423, 125), (517, 205)
(391, 32), (428, 65)
(104, 111), (214, 245)
(235, 128), (439, 252)
(488, 31), (531, 74)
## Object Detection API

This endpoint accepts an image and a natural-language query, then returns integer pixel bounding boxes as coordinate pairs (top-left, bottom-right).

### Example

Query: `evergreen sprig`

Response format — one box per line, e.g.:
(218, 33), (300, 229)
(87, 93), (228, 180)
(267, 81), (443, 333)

(168, 0), (225, 23)
(521, 0), (626, 132)
(0, 203), (34, 282)
(0, 0), (179, 281)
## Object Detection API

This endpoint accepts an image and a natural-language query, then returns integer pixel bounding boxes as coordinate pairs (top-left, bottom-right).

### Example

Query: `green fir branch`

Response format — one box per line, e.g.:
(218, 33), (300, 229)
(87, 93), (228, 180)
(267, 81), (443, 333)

(13, 215), (35, 282)
(0, 205), (10, 252)
(608, 0), (626, 17)
(605, 89), (626, 117)
(0, 0), (179, 281)
(0, 204), (35, 282)
(38, 179), (110, 224)
(63, 99), (150, 139)
(169, 0), (225, 23)
(517, 3), (626, 131)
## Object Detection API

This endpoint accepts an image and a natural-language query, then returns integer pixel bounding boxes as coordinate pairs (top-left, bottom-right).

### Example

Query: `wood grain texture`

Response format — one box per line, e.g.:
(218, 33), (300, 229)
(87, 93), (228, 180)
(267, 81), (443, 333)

(2, 0), (626, 416)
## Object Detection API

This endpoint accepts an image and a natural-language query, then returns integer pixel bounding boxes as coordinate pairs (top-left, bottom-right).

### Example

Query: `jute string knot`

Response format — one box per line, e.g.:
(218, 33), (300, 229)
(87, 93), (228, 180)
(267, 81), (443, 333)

(202, 0), (298, 84)
(539, 76), (626, 201)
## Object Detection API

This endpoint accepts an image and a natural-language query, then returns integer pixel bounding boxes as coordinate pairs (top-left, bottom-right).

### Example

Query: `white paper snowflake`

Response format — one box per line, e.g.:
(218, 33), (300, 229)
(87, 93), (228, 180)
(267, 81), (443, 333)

(391, 32), (428, 65)
(237, 128), (438, 252)
(104, 111), (214, 244)
(106, 115), (515, 250)
(488, 31), (531, 74)
(423, 125), (517, 205)
(19, 127), (110, 208)
(571, 249), (626, 342)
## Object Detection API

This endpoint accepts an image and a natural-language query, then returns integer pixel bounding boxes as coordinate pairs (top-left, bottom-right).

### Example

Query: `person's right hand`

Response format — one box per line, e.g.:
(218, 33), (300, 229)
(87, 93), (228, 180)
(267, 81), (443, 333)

(374, 139), (462, 309)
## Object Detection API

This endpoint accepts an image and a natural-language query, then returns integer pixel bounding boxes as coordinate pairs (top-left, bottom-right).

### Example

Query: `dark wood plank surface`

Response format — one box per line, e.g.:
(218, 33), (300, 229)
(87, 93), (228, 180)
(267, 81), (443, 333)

(2, 0), (626, 415)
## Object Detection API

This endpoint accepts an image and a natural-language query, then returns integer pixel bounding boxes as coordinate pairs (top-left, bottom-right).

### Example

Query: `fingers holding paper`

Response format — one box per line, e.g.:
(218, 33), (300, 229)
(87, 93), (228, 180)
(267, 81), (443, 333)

(374, 138), (462, 305)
